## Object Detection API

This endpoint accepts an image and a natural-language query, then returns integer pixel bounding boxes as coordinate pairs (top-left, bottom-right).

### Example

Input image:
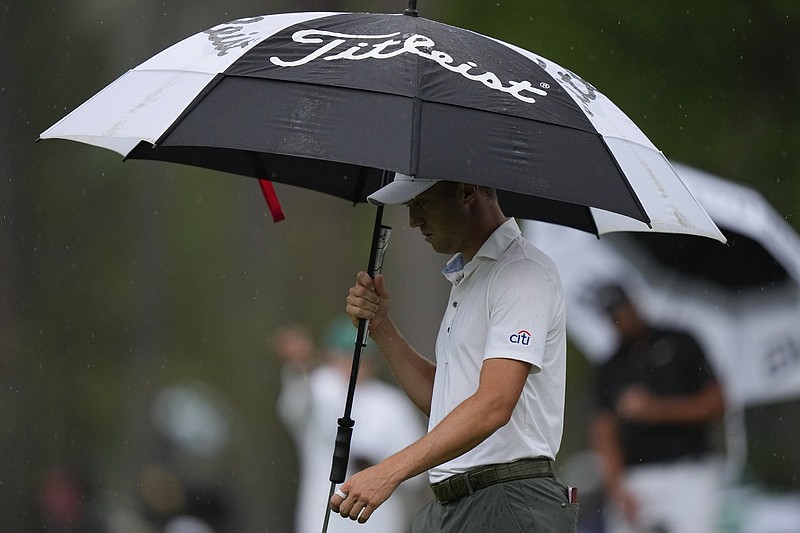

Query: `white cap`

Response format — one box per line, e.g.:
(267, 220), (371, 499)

(367, 173), (439, 206)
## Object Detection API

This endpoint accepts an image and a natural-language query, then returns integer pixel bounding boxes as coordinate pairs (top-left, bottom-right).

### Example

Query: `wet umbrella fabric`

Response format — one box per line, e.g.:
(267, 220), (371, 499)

(523, 162), (800, 408)
(40, 11), (724, 241)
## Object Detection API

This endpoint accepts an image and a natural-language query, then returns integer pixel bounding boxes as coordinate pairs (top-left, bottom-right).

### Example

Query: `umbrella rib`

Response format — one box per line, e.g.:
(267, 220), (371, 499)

(409, 97), (422, 176)
(586, 207), (601, 237)
(152, 72), (226, 147)
(597, 135), (652, 227)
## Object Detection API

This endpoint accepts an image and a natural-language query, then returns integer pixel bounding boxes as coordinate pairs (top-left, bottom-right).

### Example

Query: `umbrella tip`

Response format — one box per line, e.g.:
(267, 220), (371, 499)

(404, 0), (418, 16)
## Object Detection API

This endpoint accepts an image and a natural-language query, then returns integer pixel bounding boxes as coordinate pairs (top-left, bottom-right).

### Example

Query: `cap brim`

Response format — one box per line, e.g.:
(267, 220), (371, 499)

(367, 174), (438, 206)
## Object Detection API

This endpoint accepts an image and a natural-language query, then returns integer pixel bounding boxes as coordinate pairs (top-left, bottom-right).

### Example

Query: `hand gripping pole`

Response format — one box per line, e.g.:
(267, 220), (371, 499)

(321, 174), (392, 533)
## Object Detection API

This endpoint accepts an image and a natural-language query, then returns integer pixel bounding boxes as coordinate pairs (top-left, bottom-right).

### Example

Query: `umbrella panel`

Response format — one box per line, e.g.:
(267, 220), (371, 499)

(608, 228), (789, 290)
(149, 77), (413, 175)
(129, 143), (385, 204)
(128, 138), (605, 234)
(130, 74), (647, 225)
(230, 12), (596, 131)
(497, 192), (599, 234)
(131, 132), (606, 233)
(415, 102), (645, 222)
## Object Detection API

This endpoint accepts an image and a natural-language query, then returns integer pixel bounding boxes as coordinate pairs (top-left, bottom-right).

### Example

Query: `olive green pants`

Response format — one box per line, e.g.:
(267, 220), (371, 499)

(413, 476), (579, 532)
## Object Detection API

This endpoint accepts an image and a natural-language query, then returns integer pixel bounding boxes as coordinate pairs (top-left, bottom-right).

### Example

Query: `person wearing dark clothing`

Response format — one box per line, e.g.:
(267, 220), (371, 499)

(590, 283), (725, 533)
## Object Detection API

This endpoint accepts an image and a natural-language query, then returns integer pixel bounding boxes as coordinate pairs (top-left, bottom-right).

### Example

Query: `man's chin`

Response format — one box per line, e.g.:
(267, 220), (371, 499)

(429, 242), (454, 255)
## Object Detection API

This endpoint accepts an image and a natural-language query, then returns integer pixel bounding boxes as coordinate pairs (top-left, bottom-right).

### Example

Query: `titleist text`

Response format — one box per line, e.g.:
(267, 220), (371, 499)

(270, 30), (549, 104)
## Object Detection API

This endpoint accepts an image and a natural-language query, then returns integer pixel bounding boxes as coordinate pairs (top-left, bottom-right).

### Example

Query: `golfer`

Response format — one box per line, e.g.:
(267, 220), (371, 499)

(332, 174), (578, 532)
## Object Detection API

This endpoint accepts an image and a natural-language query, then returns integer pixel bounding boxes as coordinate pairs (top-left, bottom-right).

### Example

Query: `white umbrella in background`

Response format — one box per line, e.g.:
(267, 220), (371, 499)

(523, 162), (800, 409)
(523, 163), (800, 529)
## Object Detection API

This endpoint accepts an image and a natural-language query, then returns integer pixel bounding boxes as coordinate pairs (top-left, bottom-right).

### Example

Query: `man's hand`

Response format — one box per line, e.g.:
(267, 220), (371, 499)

(330, 462), (401, 524)
(346, 271), (391, 334)
(616, 382), (725, 424)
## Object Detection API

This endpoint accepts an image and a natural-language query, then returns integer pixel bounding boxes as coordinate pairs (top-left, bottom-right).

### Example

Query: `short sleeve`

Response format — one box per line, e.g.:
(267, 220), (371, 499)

(483, 259), (560, 373)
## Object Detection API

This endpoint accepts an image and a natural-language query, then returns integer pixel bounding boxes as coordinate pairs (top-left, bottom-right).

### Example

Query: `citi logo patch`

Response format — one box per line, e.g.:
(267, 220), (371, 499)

(509, 330), (532, 346)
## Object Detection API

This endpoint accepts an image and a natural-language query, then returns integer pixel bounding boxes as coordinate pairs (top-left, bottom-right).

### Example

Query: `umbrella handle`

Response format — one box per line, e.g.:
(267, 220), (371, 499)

(329, 418), (356, 483)
(359, 224), (391, 348)
(328, 216), (392, 484)
(323, 171), (393, 533)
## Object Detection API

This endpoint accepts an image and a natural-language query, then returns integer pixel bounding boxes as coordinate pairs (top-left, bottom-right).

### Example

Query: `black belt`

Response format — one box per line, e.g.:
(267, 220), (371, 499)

(430, 457), (554, 504)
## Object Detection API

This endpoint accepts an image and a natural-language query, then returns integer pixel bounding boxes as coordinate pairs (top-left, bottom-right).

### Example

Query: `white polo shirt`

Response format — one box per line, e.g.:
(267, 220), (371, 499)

(428, 218), (567, 483)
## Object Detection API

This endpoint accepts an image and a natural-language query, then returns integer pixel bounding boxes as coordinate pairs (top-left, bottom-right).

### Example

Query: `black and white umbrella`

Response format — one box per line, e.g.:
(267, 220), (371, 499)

(523, 162), (800, 408)
(40, 10), (724, 240)
(523, 164), (800, 518)
(39, 8), (727, 528)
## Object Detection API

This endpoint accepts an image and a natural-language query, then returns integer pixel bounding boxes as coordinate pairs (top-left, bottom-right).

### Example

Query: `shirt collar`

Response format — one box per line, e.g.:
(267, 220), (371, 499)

(442, 218), (520, 286)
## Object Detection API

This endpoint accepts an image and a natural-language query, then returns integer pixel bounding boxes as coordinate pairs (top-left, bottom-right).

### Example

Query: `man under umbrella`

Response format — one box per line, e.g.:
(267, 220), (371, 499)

(333, 175), (578, 532)
(590, 283), (726, 533)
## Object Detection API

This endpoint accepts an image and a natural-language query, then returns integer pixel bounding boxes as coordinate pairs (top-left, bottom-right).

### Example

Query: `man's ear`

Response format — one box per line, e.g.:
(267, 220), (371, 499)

(461, 183), (479, 204)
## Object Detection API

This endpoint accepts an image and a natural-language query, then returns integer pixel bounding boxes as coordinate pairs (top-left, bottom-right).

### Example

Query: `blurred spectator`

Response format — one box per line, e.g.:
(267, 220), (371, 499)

(135, 463), (229, 533)
(589, 283), (726, 533)
(274, 317), (426, 533)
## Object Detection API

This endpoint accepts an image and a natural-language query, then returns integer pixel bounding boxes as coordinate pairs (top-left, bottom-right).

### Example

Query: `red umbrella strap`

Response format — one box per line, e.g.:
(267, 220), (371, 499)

(259, 179), (285, 223)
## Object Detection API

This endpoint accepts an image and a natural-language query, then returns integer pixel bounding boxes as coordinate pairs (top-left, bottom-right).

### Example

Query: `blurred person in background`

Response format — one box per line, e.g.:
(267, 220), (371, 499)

(274, 317), (426, 533)
(590, 283), (726, 533)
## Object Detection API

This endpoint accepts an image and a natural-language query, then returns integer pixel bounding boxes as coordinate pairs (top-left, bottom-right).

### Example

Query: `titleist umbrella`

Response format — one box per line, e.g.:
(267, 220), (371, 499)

(40, 9), (724, 240)
(39, 5), (726, 530)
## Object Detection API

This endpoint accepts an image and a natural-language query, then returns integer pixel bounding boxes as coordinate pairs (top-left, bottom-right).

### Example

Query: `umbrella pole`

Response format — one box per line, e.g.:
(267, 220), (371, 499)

(321, 173), (392, 532)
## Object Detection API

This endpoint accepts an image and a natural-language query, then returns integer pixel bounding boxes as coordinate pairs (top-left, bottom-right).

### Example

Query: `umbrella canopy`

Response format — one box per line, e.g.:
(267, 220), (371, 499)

(523, 163), (800, 408)
(40, 11), (724, 241)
